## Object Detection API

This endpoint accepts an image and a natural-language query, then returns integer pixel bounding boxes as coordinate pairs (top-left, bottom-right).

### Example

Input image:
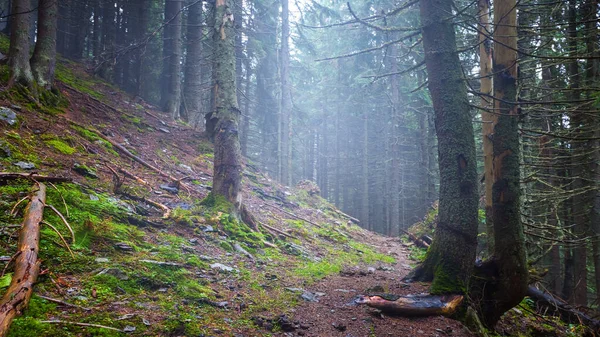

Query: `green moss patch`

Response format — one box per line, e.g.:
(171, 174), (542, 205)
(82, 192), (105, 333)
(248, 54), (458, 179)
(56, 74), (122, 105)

(44, 139), (76, 155)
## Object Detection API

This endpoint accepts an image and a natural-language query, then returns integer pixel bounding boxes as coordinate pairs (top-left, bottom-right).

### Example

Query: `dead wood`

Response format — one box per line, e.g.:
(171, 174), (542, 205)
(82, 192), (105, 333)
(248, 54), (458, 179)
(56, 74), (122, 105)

(355, 294), (463, 317)
(401, 229), (430, 248)
(260, 222), (295, 239)
(263, 203), (323, 228)
(527, 286), (600, 331)
(39, 320), (122, 332)
(331, 207), (360, 224)
(117, 167), (149, 186)
(118, 191), (171, 219)
(0, 184), (46, 337)
(0, 172), (72, 184)
(37, 295), (91, 311)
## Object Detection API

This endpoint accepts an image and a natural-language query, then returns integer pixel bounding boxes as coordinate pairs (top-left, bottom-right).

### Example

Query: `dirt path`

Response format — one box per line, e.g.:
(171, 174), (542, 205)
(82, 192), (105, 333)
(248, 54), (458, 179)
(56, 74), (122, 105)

(289, 236), (474, 337)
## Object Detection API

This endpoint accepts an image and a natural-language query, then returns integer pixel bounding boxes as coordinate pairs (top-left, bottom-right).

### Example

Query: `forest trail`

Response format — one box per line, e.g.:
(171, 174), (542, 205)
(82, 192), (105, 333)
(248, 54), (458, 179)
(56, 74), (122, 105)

(289, 235), (472, 337)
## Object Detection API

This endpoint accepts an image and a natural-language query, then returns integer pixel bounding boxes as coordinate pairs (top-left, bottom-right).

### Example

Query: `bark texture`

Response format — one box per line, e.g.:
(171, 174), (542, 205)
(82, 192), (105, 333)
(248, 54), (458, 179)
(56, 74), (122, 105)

(409, 0), (479, 296)
(211, 0), (243, 209)
(7, 0), (34, 87)
(31, 0), (58, 88)
(0, 184), (46, 337)
(183, 0), (203, 123)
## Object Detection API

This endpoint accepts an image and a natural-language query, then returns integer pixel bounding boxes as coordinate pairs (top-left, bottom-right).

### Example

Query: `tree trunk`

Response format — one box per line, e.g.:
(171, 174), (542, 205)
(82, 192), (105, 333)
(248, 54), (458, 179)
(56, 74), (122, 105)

(30, 0), (58, 89)
(211, 0), (243, 210)
(99, 0), (115, 81)
(361, 109), (369, 228)
(280, 0), (292, 185)
(478, 0), (494, 255)
(483, 0), (528, 326)
(162, 0), (183, 119)
(183, 0), (203, 123)
(408, 0), (479, 297)
(7, 0), (34, 88)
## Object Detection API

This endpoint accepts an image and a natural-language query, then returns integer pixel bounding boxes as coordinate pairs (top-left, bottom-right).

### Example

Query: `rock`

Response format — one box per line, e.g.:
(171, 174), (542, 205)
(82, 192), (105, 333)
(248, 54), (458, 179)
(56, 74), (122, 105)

(0, 107), (17, 125)
(10, 105), (21, 111)
(95, 258), (110, 263)
(123, 326), (136, 333)
(73, 163), (98, 178)
(285, 287), (304, 294)
(179, 164), (193, 172)
(97, 268), (129, 280)
(13, 161), (35, 170)
(158, 128), (170, 133)
(210, 263), (236, 273)
(115, 242), (134, 251)
(277, 315), (295, 332)
(365, 285), (385, 293)
(142, 318), (151, 326)
(300, 291), (319, 302)
(233, 242), (254, 260)
(332, 322), (346, 332)
(159, 184), (179, 194)
(202, 225), (215, 232)
(89, 194), (100, 201)
(367, 267), (376, 274)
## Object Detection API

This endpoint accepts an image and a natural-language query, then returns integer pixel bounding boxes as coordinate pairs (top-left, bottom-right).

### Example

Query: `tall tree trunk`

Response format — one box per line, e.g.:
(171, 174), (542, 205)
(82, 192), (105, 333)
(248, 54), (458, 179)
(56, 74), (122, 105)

(211, 0), (243, 210)
(30, 0), (58, 89)
(100, 1), (115, 81)
(408, 0), (479, 296)
(484, 0), (528, 326)
(361, 109), (369, 228)
(389, 37), (400, 237)
(183, 0), (203, 123)
(280, 0), (292, 185)
(162, 0), (183, 119)
(478, 0), (494, 255)
(7, 0), (34, 88)
(567, 0), (589, 306)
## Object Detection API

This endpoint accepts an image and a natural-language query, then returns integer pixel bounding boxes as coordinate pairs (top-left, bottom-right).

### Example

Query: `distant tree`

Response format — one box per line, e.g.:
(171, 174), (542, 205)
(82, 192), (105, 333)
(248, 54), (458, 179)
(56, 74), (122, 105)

(31, 0), (58, 89)
(161, 0), (183, 119)
(280, 0), (292, 185)
(183, 0), (203, 123)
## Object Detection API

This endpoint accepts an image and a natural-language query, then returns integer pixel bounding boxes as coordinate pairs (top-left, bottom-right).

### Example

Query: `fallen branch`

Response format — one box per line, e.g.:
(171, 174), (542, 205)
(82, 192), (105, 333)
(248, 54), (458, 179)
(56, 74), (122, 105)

(355, 294), (463, 317)
(118, 191), (171, 219)
(41, 221), (74, 258)
(0, 172), (72, 183)
(45, 205), (75, 244)
(117, 167), (149, 186)
(37, 295), (91, 311)
(527, 286), (600, 331)
(0, 183), (46, 337)
(39, 320), (122, 332)
(263, 203), (322, 228)
(400, 229), (430, 248)
(331, 207), (360, 225)
(260, 222), (295, 239)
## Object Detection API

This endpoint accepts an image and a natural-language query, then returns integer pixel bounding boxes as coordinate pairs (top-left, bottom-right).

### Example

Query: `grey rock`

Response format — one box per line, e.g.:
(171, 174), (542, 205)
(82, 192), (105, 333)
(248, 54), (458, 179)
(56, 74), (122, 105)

(300, 291), (319, 302)
(159, 184), (178, 194)
(95, 258), (110, 263)
(123, 326), (136, 333)
(285, 287), (304, 293)
(97, 268), (129, 280)
(13, 161), (35, 170)
(0, 142), (11, 158)
(89, 194), (100, 201)
(158, 128), (170, 133)
(210, 263), (236, 273)
(367, 267), (376, 274)
(0, 107), (17, 125)
(115, 242), (134, 251)
(202, 225), (215, 232)
(73, 163), (98, 179)
(142, 318), (151, 326)
(178, 164), (193, 172)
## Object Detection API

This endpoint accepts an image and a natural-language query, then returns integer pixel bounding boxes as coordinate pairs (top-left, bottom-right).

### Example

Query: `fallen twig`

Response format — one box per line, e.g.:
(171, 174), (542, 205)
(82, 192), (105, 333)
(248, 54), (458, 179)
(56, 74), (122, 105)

(41, 221), (74, 258)
(48, 182), (69, 218)
(45, 204), (75, 244)
(119, 191), (171, 219)
(0, 183), (46, 337)
(37, 295), (91, 311)
(39, 320), (122, 332)
(260, 222), (295, 239)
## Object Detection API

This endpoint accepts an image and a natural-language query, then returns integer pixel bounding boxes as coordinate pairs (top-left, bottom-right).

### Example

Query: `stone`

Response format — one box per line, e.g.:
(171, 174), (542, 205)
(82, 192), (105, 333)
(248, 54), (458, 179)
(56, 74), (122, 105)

(332, 322), (346, 332)
(210, 263), (236, 273)
(158, 128), (170, 133)
(0, 142), (11, 158)
(367, 267), (376, 274)
(95, 258), (110, 263)
(73, 163), (98, 179)
(123, 326), (136, 333)
(13, 161), (35, 170)
(0, 107), (17, 125)
(159, 184), (179, 194)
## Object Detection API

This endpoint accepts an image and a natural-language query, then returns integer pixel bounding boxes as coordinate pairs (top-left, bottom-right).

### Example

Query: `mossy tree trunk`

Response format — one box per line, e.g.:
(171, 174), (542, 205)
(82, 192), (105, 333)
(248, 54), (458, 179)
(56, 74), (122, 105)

(30, 0), (58, 89)
(211, 0), (243, 210)
(409, 0), (479, 296)
(7, 0), (34, 88)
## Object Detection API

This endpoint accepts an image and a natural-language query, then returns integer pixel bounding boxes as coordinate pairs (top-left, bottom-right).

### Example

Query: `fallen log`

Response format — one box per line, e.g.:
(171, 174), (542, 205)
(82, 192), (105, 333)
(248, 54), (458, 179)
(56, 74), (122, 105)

(263, 203), (322, 228)
(0, 184), (46, 337)
(400, 229), (430, 248)
(355, 294), (463, 317)
(0, 173), (71, 184)
(526, 286), (600, 331)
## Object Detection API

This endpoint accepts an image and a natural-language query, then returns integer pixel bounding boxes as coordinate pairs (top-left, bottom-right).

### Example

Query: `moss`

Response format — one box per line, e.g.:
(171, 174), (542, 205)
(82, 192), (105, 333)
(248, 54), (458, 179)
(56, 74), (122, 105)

(220, 214), (265, 248)
(220, 240), (234, 252)
(0, 33), (8, 54)
(8, 297), (57, 337)
(200, 192), (234, 214)
(55, 62), (105, 100)
(197, 140), (213, 154)
(44, 139), (76, 155)
(70, 125), (118, 155)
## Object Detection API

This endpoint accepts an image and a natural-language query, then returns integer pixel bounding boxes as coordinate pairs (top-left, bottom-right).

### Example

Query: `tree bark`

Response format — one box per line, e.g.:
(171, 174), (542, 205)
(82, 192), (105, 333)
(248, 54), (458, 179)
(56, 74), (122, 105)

(183, 0), (203, 123)
(30, 0), (58, 89)
(7, 0), (34, 88)
(162, 0), (183, 119)
(211, 0), (243, 210)
(408, 0), (479, 297)
(280, 0), (292, 185)
(0, 184), (46, 337)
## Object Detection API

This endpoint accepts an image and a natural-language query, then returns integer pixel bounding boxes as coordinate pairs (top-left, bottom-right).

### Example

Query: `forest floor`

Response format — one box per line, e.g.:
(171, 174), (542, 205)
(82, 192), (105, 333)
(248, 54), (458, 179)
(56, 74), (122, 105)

(0, 44), (584, 336)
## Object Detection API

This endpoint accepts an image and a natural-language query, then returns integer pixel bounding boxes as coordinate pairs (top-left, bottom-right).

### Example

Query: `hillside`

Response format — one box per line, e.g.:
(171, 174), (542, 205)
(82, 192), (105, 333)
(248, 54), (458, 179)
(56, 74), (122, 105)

(0, 58), (586, 336)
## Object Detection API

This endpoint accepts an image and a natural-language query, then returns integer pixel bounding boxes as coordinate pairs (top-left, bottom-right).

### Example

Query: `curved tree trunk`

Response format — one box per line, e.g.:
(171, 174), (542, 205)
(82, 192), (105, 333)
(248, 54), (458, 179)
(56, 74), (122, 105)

(31, 0), (58, 89)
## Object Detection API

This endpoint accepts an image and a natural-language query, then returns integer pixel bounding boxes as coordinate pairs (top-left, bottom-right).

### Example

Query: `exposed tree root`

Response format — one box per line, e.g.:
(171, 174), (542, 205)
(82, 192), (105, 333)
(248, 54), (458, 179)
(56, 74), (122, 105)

(0, 184), (46, 337)
(355, 294), (464, 317)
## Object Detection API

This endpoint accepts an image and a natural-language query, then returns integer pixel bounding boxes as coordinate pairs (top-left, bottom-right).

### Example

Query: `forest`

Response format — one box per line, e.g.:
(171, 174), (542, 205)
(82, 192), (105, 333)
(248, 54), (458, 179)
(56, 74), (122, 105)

(0, 0), (598, 335)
